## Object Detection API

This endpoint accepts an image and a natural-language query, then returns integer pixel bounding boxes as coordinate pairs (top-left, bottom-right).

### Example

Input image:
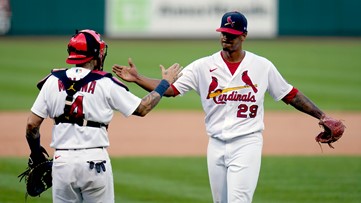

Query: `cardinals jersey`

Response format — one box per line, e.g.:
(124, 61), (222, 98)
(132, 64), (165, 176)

(31, 67), (141, 149)
(173, 51), (293, 140)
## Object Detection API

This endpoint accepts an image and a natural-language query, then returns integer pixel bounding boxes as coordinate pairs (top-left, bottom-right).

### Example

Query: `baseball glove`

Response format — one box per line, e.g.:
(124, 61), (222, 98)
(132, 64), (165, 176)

(315, 115), (345, 149)
(18, 147), (53, 197)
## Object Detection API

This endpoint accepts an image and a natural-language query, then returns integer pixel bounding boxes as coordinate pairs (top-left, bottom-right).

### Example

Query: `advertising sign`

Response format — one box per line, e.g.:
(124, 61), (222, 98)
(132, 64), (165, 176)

(106, 0), (278, 38)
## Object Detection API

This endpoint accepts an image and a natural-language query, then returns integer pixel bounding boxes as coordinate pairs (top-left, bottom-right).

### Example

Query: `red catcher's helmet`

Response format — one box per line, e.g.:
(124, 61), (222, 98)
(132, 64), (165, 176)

(66, 29), (108, 70)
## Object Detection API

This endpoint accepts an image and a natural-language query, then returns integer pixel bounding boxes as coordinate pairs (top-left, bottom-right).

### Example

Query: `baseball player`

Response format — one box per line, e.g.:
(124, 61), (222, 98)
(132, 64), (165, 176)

(112, 12), (345, 203)
(25, 29), (181, 203)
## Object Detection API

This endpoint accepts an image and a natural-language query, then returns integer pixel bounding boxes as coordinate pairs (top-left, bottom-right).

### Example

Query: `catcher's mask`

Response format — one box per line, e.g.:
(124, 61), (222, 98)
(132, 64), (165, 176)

(66, 29), (108, 70)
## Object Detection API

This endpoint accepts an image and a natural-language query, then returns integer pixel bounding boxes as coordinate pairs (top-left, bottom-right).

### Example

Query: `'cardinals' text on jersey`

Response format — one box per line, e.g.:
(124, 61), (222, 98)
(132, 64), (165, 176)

(173, 51), (292, 140)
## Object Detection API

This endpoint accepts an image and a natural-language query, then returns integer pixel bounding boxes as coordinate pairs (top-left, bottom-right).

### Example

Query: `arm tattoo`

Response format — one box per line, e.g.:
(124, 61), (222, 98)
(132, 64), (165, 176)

(133, 91), (162, 116)
(26, 125), (41, 153)
(26, 126), (40, 139)
(289, 92), (324, 119)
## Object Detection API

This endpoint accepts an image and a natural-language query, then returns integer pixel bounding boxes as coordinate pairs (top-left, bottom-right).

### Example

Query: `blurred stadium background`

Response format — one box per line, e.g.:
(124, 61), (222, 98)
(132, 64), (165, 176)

(2, 0), (361, 38)
(0, 0), (360, 202)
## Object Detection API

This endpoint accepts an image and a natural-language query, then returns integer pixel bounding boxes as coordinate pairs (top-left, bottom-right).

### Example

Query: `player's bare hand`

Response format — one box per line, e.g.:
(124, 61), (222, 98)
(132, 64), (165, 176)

(112, 58), (139, 82)
(160, 63), (182, 84)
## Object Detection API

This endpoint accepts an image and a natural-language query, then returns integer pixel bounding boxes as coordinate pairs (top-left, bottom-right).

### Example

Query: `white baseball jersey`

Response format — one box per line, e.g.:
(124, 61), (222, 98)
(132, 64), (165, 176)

(173, 50), (293, 141)
(31, 67), (141, 149)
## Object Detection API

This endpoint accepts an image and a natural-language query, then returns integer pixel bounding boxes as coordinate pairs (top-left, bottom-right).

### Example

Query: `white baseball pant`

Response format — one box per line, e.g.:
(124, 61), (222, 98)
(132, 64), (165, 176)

(52, 147), (114, 203)
(207, 132), (263, 203)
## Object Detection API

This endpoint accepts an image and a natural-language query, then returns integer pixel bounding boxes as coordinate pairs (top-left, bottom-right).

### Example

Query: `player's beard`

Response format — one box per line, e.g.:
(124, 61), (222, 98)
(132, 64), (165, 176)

(222, 46), (230, 52)
(222, 43), (237, 53)
(221, 40), (241, 54)
(221, 41), (232, 52)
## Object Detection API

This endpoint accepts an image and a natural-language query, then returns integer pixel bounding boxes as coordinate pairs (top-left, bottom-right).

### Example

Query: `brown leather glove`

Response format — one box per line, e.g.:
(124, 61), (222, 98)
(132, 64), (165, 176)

(315, 115), (345, 148)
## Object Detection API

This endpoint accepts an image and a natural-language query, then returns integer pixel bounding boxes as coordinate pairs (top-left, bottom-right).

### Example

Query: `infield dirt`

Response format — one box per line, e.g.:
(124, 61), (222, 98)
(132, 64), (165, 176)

(0, 111), (359, 157)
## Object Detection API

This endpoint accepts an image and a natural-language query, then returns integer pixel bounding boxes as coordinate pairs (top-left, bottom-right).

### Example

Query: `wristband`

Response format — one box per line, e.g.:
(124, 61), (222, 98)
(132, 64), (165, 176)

(154, 79), (170, 96)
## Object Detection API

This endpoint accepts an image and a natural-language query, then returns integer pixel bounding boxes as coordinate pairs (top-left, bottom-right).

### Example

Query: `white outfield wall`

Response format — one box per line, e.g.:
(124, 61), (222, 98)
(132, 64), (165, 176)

(105, 0), (278, 39)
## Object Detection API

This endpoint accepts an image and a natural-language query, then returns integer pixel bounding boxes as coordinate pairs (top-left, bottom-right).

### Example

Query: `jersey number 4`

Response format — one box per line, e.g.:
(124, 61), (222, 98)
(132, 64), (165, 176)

(69, 96), (84, 118)
(237, 104), (258, 118)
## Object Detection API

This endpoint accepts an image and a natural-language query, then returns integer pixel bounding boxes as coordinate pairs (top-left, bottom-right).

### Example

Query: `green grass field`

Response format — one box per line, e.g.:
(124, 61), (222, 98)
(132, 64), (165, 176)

(1, 37), (361, 111)
(1, 156), (360, 203)
(0, 37), (360, 202)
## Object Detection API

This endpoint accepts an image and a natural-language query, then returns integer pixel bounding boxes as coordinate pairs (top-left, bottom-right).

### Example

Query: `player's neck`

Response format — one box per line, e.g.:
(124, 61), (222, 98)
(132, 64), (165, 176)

(77, 59), (97, 70)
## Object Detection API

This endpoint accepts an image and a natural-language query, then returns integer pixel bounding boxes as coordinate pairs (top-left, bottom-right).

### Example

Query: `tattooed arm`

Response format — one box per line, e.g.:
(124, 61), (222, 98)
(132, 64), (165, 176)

(26, 113), (44, 153)
(133, 91), (163, 117)
(289, 91), (325, 120)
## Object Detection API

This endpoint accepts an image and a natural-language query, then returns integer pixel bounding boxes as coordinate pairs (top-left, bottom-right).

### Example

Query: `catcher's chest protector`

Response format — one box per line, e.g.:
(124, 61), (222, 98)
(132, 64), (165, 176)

(51, 69), (112, 120)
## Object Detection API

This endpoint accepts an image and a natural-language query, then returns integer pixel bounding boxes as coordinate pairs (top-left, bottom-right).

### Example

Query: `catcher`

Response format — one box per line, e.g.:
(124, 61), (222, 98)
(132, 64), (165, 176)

(18, 29), (181, 202)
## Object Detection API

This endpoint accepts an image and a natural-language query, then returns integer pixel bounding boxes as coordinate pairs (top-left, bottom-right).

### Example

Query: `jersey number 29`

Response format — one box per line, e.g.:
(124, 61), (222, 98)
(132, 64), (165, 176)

(237, 104), (258, 118)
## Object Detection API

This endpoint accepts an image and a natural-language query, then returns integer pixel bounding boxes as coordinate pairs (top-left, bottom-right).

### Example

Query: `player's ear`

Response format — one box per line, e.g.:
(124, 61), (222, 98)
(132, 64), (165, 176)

(240, 32), (247, 41)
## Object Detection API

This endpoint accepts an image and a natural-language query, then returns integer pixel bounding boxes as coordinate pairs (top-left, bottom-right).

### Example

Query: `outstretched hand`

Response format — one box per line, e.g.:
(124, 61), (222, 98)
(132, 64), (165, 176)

(112, 58), (139, 82)
(112, 58), (182, 84)
(160, 63), (182, 84)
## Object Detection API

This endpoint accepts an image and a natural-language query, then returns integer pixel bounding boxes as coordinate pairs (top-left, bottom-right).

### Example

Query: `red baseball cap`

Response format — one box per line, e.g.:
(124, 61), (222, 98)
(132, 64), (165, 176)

(216, 11), (248, 35)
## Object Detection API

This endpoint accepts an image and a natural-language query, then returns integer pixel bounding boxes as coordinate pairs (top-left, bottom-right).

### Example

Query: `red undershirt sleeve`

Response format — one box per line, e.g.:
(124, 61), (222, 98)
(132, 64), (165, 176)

(171, 84), (180, 96)
(282, 87), (299, 104)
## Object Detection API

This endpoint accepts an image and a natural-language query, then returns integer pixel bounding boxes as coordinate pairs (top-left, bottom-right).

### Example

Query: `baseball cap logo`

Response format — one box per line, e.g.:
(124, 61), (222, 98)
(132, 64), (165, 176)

(216, 11), (248, 35)
(224, 16), (235, 27)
